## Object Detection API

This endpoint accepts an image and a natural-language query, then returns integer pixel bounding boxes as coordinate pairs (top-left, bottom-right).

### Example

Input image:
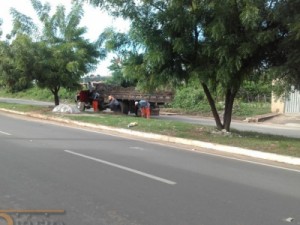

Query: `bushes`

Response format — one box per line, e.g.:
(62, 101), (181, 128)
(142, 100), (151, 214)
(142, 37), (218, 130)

(237, 80), (272, 103)
(170, 85), (271, 117)
(0, 85), (77, 103)
(171, 86), (212, 112)
(233, 101), (271, 117)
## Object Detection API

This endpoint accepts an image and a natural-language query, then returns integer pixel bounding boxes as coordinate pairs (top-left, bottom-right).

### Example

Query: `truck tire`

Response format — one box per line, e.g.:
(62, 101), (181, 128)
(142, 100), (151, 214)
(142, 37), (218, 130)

(120, 101), (129, 114)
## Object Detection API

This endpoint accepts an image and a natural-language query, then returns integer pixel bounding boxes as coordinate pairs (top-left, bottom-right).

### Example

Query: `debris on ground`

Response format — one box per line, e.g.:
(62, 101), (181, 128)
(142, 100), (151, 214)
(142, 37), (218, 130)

(211, 129), (232, 136)
(128, 122), (138, 128)
(52, 104), (80, 114)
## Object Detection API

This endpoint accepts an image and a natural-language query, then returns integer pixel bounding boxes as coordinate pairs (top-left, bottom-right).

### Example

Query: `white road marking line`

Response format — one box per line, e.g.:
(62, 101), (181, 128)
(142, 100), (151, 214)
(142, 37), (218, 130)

(64, 150), (177, 185)
(0, 130), (11, 135)
(50, 124), (299, 173)
(129, 147), (145, 150)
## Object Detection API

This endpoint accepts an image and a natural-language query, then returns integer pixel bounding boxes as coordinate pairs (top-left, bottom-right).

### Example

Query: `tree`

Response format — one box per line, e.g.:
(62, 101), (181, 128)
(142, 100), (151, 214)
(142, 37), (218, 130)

(8, 0), (101, 105)
(89, 0), (296, 132)
(97, 27), (138, 87)
(268, 0), (300, 95)
(198, 0), (286, 131)
(0, 34), (36, 92)
(0, 19), (2, 37)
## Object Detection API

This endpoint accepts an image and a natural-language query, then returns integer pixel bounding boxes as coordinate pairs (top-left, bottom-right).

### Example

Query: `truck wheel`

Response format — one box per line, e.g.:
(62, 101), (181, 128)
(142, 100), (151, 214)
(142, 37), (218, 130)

(120, 101), (129, 114)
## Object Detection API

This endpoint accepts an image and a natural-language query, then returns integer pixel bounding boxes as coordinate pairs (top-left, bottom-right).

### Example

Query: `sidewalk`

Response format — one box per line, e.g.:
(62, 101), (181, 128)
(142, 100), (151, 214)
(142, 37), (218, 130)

(262, 113), (300, 127)
(161, 110), (300, 128)
(1, 108), (300, 166)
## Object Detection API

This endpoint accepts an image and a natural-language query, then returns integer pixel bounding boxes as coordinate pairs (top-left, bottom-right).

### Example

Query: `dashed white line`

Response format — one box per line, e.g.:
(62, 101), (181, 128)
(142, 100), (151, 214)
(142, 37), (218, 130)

(64, 150), (177, 185)
(0, 130), (11, 135)
(129, 147), (145, 151)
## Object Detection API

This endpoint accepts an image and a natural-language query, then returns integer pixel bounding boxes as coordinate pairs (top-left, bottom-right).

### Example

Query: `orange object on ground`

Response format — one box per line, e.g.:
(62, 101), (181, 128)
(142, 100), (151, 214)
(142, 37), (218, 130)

(92, 100), (99, 112)
(141, 107), (150, 119)
(145, 107), (150, 119)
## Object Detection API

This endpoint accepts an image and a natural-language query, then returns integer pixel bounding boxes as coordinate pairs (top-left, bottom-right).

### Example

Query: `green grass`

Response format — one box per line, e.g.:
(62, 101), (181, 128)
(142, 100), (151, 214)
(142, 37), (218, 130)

(1, 94), (298, 158)
(163, 102), (271, 119)
(0, 86), (77, 103)
(0, 102), (50, 112)
(232, 101), (271, 117)
(58, 112), (300, 158)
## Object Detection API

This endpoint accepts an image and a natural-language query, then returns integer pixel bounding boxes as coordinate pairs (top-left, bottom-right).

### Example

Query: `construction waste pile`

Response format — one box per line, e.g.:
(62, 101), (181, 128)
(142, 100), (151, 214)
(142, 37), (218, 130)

(52, 104), (80, 114)
(94, 83), (173, 104)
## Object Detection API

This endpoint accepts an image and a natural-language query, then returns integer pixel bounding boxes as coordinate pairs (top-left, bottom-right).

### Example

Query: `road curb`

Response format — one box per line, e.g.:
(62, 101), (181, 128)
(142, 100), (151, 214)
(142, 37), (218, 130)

(1, 108), (300, 166)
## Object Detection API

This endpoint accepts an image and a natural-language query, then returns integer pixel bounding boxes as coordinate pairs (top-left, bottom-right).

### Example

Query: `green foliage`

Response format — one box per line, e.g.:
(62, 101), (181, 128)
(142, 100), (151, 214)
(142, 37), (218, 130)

(238, 80), (272, 102)
(88, 0), (299, 131)
(0, 85), (77, 102)
(0, 19), (3, 37)
(0, 35), (34, 92)
(269, 0), (300, 92)
(22, 86), (53, 100)
(170, 85), (271, 116)
(171, 86), (209, 112)
(105, 58), (137, 87)
(1, 0), (101, 105)
(233, 102), (271, 117)
(97, 28), (142, 88)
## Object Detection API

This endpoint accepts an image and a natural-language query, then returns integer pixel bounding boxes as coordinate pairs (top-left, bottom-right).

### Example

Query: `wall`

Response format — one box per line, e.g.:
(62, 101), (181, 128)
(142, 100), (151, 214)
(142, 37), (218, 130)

(284, 89), (300, 113)
(271, 89), (300, 114)
(271, 94), (285, 113)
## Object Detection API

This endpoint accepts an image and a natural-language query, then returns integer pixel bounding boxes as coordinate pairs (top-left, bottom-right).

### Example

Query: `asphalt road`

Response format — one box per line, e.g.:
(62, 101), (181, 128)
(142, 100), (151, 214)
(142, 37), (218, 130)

(1, 113), (300, 225)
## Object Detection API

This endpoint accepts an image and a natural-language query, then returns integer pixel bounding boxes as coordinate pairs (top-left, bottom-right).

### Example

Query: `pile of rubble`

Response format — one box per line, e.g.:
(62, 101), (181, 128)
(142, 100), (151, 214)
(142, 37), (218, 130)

(52, 104), (80, 114)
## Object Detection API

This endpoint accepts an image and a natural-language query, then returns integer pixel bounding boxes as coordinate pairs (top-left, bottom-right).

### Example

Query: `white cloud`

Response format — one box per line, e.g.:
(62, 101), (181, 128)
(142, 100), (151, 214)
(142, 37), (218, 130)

(0, 0), (130, 76)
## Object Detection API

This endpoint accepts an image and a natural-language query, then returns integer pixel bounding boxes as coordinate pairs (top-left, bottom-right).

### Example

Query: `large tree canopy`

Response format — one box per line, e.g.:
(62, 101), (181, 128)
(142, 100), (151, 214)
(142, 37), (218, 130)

(0, 34), (36, 92)
(269, 0), (300, 93)
(97, 27), (139, 87)
(89, 0), (296, 131)
(1, 0), (102, 105)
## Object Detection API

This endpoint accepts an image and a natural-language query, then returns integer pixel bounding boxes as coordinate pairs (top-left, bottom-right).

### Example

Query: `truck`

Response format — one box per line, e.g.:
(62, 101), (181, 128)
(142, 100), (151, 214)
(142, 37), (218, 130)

(76, 83), (173, 115)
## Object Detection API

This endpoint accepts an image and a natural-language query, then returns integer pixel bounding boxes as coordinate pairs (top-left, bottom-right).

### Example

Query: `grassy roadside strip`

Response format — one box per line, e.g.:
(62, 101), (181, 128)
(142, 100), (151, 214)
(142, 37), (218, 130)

(0, 102), (51, 112)
(1, 102), (300, 158)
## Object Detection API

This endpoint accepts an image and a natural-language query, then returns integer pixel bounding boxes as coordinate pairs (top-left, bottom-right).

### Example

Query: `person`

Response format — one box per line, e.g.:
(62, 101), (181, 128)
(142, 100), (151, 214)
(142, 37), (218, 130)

(134, 101), (139, 116)
(106, 95), (120, 111)
(87, 81), (93, 93)
(87, 81), (95, 100)
(135, 100), (150, 119)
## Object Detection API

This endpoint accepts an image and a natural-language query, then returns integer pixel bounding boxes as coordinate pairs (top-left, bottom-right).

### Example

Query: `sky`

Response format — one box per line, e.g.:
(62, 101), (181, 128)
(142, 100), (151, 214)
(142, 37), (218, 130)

(0, 0), (130, 76)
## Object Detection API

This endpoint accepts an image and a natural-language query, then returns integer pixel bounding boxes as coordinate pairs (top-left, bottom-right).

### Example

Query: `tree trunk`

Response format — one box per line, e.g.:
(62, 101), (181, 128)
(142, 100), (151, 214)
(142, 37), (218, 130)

(223, 89), (237, 132)
(54, 92), (59, 106)
(201, 83), (224, 130)
(50, 86), (60, 106)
